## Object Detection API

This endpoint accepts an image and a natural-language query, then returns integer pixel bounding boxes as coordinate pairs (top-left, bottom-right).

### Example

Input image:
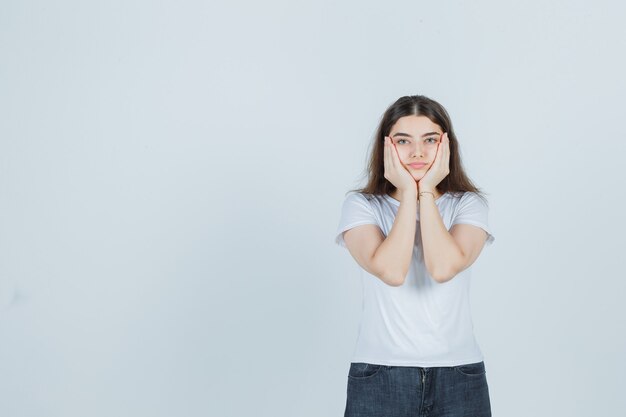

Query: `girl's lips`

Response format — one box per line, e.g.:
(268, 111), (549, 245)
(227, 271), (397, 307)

(409, 163), (427, 169)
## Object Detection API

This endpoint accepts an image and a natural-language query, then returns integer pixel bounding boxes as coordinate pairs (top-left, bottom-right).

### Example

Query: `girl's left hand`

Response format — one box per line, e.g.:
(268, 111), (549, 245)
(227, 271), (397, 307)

(418, 132), (450, 191)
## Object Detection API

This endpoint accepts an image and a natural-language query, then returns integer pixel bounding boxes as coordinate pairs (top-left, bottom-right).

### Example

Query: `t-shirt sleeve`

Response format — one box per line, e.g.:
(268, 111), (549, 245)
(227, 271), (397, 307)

(450, 192), (495, 245)
(334, 192), (380, 248)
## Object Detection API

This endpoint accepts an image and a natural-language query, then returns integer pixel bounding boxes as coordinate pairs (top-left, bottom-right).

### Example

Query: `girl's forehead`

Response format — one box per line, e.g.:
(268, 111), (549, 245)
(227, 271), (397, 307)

(392, 115), (441, 132)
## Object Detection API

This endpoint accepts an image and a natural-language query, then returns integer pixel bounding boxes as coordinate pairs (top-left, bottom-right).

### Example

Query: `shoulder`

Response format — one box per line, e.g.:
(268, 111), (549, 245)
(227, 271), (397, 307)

(344, 191), (368, 201)
(448, 191), (495, 244)
(448, 191), (489, 208)
(339, 192), (392, 221)
(342, 191), (382, 207)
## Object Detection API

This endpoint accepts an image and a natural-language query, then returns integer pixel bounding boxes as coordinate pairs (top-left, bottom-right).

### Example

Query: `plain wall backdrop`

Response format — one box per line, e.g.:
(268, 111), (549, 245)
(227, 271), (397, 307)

(1, 0), (625, 416)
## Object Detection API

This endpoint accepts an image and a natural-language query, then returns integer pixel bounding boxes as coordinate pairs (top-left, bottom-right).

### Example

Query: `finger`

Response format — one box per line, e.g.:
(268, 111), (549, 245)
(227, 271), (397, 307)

(442, 133), (450, 168)
(384, 136), (392, 174)
(433, 136), (443, 164)
(386, 136), (399, 169)
(436, 136), (446, 168)
(391, 140), (408, 174)
(389, 138), (401, 168)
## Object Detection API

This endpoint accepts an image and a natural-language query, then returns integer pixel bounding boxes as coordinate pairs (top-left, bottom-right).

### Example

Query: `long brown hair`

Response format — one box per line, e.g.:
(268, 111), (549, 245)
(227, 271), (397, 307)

(348, 95), (488, 204)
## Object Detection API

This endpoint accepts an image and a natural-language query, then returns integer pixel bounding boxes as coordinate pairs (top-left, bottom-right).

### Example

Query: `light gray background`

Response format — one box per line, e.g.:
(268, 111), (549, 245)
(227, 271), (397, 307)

(1, 0), (625, 416)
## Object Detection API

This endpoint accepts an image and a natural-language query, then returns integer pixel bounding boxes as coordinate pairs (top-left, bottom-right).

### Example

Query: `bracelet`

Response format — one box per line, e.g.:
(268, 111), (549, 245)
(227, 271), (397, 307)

(419, 191), (435, 200)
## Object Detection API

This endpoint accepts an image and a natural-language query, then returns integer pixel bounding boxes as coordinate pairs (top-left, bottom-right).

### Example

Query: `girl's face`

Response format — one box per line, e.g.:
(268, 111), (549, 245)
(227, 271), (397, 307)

(388, 115), (444, 181)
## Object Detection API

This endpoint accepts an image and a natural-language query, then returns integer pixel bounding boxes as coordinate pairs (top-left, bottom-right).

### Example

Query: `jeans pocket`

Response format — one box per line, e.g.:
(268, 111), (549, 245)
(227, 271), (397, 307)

(348, 362), (384, 380)
(453, 361), (486, 377)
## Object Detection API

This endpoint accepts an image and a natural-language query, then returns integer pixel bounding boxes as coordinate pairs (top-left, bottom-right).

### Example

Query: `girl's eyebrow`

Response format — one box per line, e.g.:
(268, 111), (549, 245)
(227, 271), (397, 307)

(391, 131), (441, 138)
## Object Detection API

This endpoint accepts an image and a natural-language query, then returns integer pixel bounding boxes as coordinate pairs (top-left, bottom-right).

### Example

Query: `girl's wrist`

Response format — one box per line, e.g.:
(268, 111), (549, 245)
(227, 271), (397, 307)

(399, 188), (417, 201)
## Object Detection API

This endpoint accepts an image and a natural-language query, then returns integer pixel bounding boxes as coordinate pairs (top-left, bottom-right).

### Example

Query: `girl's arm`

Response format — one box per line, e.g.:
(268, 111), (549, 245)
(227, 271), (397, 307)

(418, 191), (488, 283)
(372, 189), (417, 285)
(342, 190), (417, 287)
(415, 132), (489, 283)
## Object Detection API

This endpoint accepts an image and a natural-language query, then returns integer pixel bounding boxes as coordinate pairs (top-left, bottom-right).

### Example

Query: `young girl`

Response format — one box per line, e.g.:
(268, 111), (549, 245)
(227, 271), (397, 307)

(335, 95), (494, 416)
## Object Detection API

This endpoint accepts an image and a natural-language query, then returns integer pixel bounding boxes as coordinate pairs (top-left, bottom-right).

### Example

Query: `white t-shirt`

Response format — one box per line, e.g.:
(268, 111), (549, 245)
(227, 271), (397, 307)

(335, 191), (495, 367)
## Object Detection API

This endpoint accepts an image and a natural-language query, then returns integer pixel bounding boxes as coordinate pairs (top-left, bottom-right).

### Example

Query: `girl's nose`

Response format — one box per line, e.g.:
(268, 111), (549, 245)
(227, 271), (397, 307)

(411, 144), (424, 158)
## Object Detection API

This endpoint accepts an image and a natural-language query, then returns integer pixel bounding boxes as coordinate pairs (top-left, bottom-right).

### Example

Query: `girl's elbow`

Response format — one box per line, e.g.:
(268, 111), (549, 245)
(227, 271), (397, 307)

(431, 257), (466, 283)
(432, 267), (457, 283)
(380, 271), (406, 287)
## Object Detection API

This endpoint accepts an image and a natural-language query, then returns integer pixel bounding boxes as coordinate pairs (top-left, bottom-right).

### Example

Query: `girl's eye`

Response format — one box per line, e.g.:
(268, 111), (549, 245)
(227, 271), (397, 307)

(397, 139), (408, 145)
(426, 137), (438, 143)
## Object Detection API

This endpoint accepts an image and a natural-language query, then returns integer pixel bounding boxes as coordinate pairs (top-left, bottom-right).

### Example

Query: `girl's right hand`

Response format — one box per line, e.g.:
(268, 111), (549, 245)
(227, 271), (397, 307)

(383, 136), (418, 196)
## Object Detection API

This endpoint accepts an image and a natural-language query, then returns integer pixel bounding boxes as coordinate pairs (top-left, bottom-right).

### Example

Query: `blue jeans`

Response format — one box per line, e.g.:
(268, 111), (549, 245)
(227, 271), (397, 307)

(344, 361), (492, 417)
